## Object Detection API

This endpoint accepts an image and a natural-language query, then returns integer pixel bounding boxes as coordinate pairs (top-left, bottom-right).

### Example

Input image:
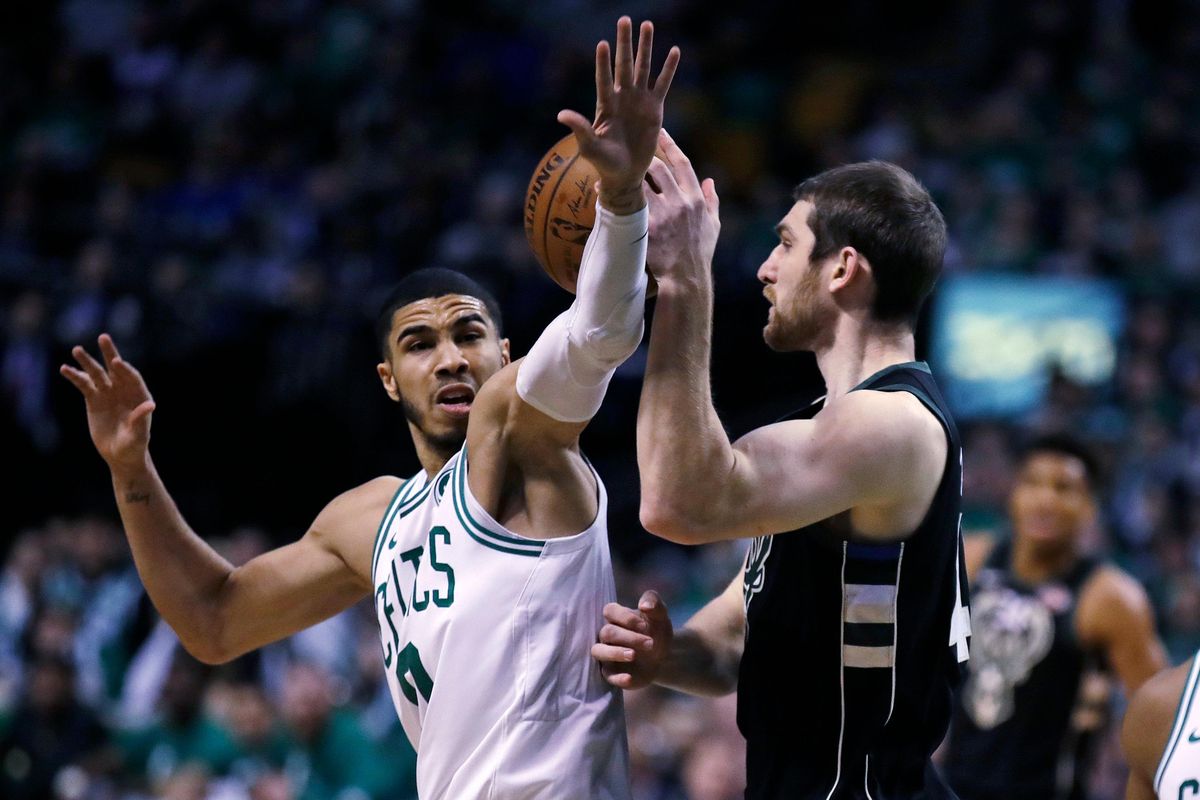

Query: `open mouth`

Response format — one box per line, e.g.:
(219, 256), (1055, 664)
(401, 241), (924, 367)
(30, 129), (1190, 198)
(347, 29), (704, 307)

(435, 384), (476, 418)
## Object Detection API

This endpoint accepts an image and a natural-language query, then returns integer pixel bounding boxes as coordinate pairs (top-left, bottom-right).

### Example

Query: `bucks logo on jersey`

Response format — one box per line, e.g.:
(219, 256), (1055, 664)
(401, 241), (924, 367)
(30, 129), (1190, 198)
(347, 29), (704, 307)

(744, 536), (773, 616)
(961, 583), (1053, 728)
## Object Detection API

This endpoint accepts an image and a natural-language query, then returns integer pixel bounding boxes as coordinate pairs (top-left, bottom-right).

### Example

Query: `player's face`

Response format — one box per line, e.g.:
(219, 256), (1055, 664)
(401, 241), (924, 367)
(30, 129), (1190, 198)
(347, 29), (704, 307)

(758, 200), (833, 352)
(1009, 452), (1095, 549)
(377, 294), (510, 453)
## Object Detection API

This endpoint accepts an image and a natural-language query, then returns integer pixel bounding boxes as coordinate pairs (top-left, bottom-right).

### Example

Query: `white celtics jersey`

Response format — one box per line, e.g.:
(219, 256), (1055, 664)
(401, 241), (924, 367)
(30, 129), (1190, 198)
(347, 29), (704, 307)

(1156, 654), (1200, 800)
(371, 447), (630, 800)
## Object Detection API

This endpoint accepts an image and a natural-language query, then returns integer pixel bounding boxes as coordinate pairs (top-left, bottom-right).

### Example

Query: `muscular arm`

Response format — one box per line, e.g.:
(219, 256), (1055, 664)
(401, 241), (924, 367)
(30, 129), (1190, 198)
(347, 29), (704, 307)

(468, 19), (679, 536)
(595, 572), (744, 697)
(1078, 566), (1168, 693)
(640, 386), (946, 544)
(61, 335), (384, 665)
(114, 460), (386, 663)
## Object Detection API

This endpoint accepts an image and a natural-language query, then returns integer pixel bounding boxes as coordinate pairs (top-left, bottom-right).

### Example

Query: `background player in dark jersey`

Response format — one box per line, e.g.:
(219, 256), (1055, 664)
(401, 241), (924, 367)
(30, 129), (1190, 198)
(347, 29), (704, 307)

(593, 142), (969, 798)
(1122, 654), (1200, 800)
(945, 435), (1167, 800)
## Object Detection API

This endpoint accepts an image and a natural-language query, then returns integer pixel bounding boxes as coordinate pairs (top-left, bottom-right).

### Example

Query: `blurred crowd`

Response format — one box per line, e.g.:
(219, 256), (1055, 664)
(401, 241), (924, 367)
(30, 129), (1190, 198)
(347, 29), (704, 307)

(3, 0), (1200, 798)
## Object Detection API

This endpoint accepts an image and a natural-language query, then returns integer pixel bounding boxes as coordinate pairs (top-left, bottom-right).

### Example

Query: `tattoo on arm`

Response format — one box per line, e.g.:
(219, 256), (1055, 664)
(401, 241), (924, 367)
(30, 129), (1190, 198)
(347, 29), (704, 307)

(598, 184), (646, 215)
(124, 489), (151, 505)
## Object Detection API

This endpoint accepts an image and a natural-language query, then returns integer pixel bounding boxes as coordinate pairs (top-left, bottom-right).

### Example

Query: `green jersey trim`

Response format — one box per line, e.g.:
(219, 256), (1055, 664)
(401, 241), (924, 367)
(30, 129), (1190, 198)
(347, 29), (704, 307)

(452, 449), (544, 557)
(371, 477), (413, 579)
(1156, 653), (1200, 792)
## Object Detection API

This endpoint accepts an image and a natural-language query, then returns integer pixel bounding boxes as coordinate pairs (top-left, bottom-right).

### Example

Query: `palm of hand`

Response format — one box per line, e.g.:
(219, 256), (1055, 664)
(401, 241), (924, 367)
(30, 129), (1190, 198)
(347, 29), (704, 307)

(558, 18), (680, 189)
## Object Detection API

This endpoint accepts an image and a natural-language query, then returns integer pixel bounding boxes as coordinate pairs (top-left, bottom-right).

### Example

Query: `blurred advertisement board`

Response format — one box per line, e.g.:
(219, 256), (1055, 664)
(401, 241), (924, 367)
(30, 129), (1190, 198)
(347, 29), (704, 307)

(929, 274), (1125, 418)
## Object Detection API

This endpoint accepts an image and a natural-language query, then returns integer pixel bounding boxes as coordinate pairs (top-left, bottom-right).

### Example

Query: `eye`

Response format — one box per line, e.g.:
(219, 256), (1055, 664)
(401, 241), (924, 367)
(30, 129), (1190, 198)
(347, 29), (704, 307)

(406, 340), (432, 352)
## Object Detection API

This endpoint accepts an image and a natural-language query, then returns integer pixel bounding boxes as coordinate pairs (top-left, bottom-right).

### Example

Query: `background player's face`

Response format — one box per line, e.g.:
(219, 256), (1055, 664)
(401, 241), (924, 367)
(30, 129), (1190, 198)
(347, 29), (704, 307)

(758, 200), (833, 352)
(376, 294), (510, 454)
(1009, 451), (1095, 550)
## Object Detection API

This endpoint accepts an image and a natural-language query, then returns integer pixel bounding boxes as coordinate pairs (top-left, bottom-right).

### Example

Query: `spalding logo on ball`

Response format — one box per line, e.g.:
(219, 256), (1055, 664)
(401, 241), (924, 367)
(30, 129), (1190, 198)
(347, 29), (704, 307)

(524, 133), (661, 295)
(524, 134), (598, 294)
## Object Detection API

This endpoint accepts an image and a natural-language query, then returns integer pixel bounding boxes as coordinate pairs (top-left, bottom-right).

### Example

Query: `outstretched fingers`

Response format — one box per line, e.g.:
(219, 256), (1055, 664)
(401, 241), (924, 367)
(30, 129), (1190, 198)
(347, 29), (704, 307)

(657, 129), (702, 195)
(60, 364), (96, 396)
(129, 399), (156, 425)
(594, 39), (613, 107)
(614, 16), (634, 89)
(72, 345), (111, 390)
(96, 333), (122, 369)
(632, 20), (653, 88)
(556, 109), (597, 147)
(702, 177), (720, 216)
(652, 45), (681, 100)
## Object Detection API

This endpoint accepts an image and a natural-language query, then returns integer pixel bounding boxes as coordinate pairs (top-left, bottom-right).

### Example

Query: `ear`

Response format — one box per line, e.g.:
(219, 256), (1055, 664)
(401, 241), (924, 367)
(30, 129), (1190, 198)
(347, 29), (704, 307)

(829, 246), (871, 297)
(376, 361), (401, 402)
(499, 338), (512, 366)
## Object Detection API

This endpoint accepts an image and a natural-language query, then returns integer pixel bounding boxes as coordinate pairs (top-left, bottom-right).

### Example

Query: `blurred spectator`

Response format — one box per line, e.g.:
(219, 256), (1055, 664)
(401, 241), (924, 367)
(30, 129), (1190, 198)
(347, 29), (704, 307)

(2, 1), (1200, 797)
(0, 655), (108, 800)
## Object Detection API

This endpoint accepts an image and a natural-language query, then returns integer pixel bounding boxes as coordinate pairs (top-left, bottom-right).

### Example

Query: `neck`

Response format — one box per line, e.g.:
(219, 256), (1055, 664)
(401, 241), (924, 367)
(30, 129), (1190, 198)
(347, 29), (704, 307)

(409, 425), (456, 478)
(813, 317), (916, 400)
(1010, 534), (1079, 584)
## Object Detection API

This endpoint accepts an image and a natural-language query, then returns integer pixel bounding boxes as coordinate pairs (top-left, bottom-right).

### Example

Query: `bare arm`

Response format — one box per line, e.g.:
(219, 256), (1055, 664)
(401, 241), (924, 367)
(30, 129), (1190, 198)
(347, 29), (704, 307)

(641, 385), (946, 544)
(594, 572), (744, 697)
(1078, 567), (1168, 693)
(468, 18), (679, 534)
(62, 335), (381, 664)
(1121, 660), (1190, 800)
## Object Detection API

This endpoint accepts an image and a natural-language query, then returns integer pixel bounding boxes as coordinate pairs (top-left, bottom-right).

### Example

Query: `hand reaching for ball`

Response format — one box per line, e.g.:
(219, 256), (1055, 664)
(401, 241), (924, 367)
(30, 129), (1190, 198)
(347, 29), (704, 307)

(557, 17), (680, 214)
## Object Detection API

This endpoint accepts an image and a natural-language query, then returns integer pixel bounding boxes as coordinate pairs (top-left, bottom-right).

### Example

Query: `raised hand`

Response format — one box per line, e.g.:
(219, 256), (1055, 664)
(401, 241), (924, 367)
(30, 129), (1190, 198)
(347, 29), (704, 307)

(592, 590), (674, 689)
(558, 17), (680, 212)
(645, 129), (721, 284)
(60, 334), (156, 472)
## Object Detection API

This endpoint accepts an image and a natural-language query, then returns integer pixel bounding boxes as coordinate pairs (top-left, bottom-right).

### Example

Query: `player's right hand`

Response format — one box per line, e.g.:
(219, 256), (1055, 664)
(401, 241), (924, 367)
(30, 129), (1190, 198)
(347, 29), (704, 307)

(592, 590), (673, 689)
(60, 334), (156, 472)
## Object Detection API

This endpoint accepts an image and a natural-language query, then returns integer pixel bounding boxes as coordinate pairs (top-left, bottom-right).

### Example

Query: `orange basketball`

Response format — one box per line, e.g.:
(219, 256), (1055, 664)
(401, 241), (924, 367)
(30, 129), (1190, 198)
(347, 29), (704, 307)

(523, 134), (598, 294)
(523, 133), (660, 294)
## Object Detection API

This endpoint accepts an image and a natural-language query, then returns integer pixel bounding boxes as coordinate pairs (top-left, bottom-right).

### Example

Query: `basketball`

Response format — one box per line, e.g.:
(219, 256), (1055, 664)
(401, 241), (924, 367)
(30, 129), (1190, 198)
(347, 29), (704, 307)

(524, 133), (661, 294)
(524, 134), (599, 293)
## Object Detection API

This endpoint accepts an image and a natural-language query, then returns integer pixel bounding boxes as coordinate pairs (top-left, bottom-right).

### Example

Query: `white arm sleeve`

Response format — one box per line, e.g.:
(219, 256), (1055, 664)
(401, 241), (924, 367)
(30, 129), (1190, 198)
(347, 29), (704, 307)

(516, 202), (649, 423)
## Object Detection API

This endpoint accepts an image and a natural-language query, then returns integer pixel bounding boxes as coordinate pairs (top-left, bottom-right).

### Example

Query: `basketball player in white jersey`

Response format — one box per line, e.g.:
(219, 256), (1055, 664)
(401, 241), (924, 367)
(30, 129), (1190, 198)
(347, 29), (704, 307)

(1123, 654), (1200, 800)
(59, 17), (679, 799)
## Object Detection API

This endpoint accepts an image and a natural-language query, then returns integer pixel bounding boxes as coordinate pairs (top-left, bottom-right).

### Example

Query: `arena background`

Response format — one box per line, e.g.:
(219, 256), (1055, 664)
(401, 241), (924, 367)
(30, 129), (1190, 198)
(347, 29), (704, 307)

(3, 1), (1199, 798)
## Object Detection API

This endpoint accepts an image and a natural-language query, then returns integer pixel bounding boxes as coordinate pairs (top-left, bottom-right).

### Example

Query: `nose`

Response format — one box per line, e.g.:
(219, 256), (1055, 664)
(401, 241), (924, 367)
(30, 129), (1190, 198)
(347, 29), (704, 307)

(757, 255), (776, 286)
(434, 339), (469, 377)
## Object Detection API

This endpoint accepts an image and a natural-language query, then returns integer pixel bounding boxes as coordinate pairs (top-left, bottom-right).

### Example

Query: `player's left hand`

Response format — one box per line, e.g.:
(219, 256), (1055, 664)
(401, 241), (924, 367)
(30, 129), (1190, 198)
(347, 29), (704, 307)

(557, 17), (680, 211)
(643, 129), (721, 285)
(592, 590), (674, 689)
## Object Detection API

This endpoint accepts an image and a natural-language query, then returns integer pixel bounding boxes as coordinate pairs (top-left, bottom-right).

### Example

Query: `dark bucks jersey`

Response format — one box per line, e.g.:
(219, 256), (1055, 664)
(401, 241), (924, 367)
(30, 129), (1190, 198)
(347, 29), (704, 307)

(739, 362), (969, 800)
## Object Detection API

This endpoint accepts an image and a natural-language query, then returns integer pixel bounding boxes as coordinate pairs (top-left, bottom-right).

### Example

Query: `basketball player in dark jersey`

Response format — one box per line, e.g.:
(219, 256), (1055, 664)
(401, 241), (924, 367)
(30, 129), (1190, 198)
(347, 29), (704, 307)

(593, 143), (969, 798)
(944, 436), (1166, 800)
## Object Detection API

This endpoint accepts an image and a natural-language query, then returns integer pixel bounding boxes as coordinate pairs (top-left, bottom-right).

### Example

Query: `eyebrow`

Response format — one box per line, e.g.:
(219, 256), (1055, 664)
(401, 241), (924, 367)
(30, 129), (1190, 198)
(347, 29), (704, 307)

(396, 313), (489, 343)
(775, 223), (794, 238)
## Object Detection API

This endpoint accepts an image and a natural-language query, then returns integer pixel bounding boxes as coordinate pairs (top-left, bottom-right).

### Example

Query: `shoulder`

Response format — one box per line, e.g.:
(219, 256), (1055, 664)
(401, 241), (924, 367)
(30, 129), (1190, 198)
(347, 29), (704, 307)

(808, 388), (947, 489)
(312, 476), (406, 539)
(816, 389), (944, 449)
(1077, 564), (1154, 639)
(1080, 564), (1153, 618)
(1122, 658), (1194, 781)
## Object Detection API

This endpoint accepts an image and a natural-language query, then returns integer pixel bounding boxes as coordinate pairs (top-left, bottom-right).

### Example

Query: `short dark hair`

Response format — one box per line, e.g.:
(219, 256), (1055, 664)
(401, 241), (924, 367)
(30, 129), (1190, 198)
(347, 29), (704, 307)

(793, 161), (947, 325)
(1021, 433), (1100, 489)
(375, 268), (503, 358)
